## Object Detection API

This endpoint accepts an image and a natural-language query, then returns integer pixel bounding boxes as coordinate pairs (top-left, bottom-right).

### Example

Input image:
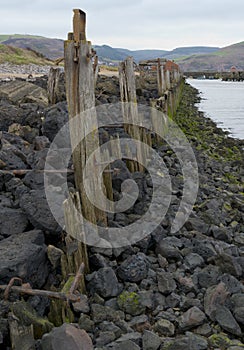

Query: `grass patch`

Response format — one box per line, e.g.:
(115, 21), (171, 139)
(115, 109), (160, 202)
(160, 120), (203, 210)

(0, 43), (52, 65)
(100, 64), (118, 72)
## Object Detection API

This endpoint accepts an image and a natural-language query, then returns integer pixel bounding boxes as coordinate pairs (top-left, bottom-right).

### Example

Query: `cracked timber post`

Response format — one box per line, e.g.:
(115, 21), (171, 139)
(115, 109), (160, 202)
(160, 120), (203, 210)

(63, 9), (108, 282)
(47, 67), (62, 104)
(157, 58), (166, 97)
(119, 56), (146, 172)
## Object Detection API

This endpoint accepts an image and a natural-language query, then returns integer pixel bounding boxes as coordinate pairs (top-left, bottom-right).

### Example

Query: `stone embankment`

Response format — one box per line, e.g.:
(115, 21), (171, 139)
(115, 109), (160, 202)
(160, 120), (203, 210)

(0, 71), (243, 350)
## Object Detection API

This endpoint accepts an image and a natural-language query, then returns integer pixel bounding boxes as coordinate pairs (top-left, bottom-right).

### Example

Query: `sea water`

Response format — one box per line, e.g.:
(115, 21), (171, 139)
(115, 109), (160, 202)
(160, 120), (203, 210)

(187, 79), (244, 140)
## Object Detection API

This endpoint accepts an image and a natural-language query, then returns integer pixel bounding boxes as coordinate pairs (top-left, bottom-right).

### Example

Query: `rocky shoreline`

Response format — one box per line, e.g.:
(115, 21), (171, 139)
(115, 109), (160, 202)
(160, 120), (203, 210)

(0, 63), (60, 80)
(0, 73), (243, 350)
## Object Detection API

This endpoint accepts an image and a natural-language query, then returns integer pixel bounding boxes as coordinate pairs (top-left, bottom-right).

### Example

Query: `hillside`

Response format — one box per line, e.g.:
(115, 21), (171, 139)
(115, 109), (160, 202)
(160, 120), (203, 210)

(93, 45), (127, 62)
(177, 41), (244, 71)
(0, 34), (220, 63)
(115, 48), (169, 62)
(93, 45), (219, 63)
(165, 46), (219, 60)
(0, 34), (42, 42)
(0, 44), (52, 65)
(1, 35), (63, 60)
(1, 34), (243, 72)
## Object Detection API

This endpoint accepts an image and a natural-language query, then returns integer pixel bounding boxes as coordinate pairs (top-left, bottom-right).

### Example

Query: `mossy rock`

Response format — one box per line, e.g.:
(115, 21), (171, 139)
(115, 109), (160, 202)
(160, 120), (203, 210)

(12, 300), (53, 339)
(208, 333), (242, 349)
(117, 291), (146, 316)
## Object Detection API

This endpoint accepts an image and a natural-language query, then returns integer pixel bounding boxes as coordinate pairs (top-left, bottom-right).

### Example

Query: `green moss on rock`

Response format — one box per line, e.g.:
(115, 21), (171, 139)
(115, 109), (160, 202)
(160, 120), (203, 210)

(12, 300), (53, 339)
(117, 291), (145, 316)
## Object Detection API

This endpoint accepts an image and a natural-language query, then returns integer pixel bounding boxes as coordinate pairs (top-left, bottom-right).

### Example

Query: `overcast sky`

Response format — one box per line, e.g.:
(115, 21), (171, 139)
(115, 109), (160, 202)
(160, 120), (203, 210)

(1, 0), (243, 50)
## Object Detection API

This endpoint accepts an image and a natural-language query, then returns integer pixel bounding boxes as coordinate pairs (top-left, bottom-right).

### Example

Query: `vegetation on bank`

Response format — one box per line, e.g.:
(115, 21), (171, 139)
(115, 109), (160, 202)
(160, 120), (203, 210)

(174, 82), (243, 163)
(0, 44), (52, 65)
(173, 81), (243, 195)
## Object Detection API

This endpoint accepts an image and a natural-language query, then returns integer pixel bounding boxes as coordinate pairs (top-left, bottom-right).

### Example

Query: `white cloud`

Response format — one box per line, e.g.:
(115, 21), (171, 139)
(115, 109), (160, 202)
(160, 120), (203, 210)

(0, 0), (243, 50)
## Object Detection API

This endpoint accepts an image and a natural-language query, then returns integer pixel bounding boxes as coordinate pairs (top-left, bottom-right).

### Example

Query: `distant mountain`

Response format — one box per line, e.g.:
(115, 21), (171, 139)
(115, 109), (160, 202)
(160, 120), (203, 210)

(93, 45), (127, 62)
(0, 35), (220, 63)
(115, 48), (169, 62)
(92, 45), (169, 62)
(93, 45), (219, 63)
(0, 35), (63, 60)
(164, 46), (219, 60)
(177, 41), (244, 71)
(1, 34), (243, 72)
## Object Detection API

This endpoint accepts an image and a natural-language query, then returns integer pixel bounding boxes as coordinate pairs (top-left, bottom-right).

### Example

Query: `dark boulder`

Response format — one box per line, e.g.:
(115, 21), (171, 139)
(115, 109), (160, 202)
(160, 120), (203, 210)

(0, 207), (28, 237)
(87, 267), (122, 298)
(41, 323), (93, 350)
(204, 283), (229, 321)
(42, 102), (68, 142)
(0, 230), (48, 288)
(0, 98), (26, 131)
(215, 306), (242, 336)
(155, 239), (182, 261)
(19, 189), (62, 234)
(117, 253), (149, 283)
(157, 271), (177, 295)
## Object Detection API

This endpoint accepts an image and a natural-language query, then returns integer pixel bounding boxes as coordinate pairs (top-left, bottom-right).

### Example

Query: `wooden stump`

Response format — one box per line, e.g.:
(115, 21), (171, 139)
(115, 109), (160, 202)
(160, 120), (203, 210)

(47, 67), (61, 104)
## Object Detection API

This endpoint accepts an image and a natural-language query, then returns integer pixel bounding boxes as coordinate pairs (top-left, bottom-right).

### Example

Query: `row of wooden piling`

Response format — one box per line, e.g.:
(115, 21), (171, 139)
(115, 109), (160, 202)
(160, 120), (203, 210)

(0, 9), (185, 348)
(60, 6), (183, 276)
(47, 8), (183, 324)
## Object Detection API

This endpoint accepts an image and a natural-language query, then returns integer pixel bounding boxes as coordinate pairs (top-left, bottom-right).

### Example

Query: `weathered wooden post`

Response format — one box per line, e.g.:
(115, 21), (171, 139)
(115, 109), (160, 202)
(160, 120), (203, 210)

(47, 67), (62, 104)
(62, 9), (110, 288)
(65, 8), (108, 223)
(93, 55), (99, 85)
(119, 57), (147, 172)
(157, 58), (166, 96)
(173, 69), (179, 84)
(47, 10), (94, 325)
(165, 68), (171, 91)
(9, 315), (35, 350)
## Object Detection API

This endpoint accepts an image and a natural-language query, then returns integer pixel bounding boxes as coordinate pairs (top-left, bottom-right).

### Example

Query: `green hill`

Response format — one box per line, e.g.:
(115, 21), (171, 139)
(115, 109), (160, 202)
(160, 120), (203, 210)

(94, 45), (218, 63)
(1, 34), (243, 72)
(93, 45), (127, 62)
(177, 41), (244, 71)
(0, 34), (220, 63)
(1, 35), (63, 60)
(115, 48), (169, 61)
(0, 34), (42, 42)
(0, 44), (52, 65)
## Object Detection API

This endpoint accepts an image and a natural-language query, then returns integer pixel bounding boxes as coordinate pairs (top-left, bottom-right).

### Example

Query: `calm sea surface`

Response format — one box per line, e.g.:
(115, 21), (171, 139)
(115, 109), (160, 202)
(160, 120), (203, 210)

(187, 79), (244, 139)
